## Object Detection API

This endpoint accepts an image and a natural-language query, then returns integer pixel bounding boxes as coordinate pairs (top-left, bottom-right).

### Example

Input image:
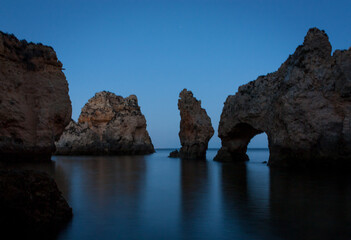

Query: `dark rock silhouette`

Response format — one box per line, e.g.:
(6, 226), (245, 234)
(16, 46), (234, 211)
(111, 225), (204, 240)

(215, 28), (351, 167)
(0, 32), (72, 235)
(0, 170), (72, 234)
(176, 89), (214, 160)
(169, 149), (179, 158)
(0, 31), (71, 162)
(55, 91), (155, 155)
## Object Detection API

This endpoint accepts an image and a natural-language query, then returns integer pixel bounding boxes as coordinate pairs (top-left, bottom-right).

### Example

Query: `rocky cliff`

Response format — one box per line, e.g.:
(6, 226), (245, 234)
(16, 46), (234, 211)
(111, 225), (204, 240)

(55, 91), (155, 155)
(215, 28), (351, 167)
(0, 31), (71, 161)
(176, 89), (214, 160)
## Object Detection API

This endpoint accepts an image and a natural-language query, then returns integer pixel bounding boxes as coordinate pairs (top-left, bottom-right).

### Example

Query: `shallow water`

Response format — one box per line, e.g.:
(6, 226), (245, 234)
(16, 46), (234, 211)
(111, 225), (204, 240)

(17, 149), (351, 239)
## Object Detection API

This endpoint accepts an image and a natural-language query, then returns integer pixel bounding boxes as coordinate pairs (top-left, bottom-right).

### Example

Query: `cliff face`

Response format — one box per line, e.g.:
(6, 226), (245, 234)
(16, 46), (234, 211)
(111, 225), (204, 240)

(55, 91), (155, 155)
(0, 31), (72, 161)
(177, 89), (214, 160)
(215, 28), (351, 167)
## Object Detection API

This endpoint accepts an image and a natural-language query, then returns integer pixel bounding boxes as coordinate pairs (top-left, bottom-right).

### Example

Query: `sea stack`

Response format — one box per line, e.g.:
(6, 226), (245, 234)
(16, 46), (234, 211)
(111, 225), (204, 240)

(214, 28), (351, 168)
(0, 31), (72, 161)
(55, 91), (155, 155)
(173, 89), (214, 160)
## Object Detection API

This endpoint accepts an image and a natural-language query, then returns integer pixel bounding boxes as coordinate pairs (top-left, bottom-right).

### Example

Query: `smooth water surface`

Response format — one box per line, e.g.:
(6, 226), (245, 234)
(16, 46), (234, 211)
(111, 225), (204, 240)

(18, 149), (351, 239)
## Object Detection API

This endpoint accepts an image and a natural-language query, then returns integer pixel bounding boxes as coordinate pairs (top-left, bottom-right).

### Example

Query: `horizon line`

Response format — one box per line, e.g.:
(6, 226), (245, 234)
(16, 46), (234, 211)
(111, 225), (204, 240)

(154, 147), (269, 150)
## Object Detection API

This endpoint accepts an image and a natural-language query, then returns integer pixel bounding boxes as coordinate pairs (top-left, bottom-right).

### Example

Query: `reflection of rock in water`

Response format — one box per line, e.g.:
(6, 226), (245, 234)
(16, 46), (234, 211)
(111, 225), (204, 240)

(180, 160), (209, 232)
(269, 169), (351, 240)
(53, 164), (71, 200)
(220, 163), (248, 203)
(220, 163), (276, 239)
(220, 163), (249, 225)
(55, 156), (147, 210)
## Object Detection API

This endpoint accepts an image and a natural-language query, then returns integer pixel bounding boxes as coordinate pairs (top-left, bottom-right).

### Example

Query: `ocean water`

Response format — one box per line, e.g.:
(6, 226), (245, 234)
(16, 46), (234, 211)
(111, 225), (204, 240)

(19, 149), (351, 239)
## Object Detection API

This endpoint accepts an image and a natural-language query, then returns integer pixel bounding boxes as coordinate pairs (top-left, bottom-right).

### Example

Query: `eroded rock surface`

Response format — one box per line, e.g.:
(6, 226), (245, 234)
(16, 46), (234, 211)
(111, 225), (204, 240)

(55, 91), (155, 155)
(0, 170), (72, 234)
(177, 89), (214, 159)
(215, 28), (351, 167)
(0, 31), (72, 161)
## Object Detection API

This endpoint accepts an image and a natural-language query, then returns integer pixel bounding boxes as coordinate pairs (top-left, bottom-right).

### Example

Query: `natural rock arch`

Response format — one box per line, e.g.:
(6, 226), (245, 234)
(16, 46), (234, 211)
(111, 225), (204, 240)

(214, 28), (351, 167)
(214, 123), (265, 162)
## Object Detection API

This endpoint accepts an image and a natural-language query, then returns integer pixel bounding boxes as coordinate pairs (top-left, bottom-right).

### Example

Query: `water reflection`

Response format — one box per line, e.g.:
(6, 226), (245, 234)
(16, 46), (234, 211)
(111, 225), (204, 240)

(54, 156), (148, 239)
(219, 152), (351, 240)
(220, 162), (273, 239)
(180, 159), (210, 238)
(3, 150), (351, 239)
(58, 156), (146, 206)
(269, 169), (351, 240)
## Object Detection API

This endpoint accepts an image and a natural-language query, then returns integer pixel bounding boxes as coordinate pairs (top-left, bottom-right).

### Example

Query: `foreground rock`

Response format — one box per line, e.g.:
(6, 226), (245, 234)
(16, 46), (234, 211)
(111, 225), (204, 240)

(176, 89), (214, 160)
(55, 91), (155, 155)
(0, 31), (72, 162)
(0, 170), (72, 234)
(168, 149), (179, 158)
(215, 28), (351, 167)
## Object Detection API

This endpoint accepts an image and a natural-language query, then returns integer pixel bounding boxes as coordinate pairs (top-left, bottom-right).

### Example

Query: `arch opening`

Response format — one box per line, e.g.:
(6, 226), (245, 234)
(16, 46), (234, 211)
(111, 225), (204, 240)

(248, 132), (269, 150)
(215, 123), (269, 162)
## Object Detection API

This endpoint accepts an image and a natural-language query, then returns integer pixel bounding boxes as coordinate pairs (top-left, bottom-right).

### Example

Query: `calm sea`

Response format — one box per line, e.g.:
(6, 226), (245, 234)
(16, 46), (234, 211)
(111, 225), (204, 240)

(18, 149), (351, 239)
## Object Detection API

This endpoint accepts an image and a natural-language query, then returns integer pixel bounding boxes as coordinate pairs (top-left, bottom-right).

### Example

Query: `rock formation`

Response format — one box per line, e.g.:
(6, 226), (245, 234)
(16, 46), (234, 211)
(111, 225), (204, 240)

(176, 89), (214, 159)
(214, 28), (351, 167)
(55, 91), (155, 155)
(0, 31), (72, 161)
(168, 149), (179, 158)
(0, 170), (72, 234)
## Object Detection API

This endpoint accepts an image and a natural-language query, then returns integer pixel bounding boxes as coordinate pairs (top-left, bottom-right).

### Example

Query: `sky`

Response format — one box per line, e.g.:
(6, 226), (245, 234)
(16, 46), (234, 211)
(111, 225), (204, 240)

(1, 0), (350, 148)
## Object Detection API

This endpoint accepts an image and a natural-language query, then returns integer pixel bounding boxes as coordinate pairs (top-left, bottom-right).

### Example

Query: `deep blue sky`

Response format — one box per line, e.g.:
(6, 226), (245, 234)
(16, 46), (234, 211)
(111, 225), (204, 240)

(1, 0), (350, 148)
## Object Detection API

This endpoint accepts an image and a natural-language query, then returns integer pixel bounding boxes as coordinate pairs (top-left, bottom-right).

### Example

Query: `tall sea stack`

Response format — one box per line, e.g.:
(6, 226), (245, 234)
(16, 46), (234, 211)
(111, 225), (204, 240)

(215, 28), (351, 168)
(176, 89), (214, 160)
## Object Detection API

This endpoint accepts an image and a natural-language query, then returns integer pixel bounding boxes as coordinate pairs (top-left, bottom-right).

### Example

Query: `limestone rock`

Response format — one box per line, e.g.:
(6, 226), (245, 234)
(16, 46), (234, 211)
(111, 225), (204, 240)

(55, 91), (155, 155)
(0, 170), (72, 234)
(0, 31), (72, 161)
(168, 149), (179, 158)
(177, 89), (214, 159)
(214, 28), (351, 168)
